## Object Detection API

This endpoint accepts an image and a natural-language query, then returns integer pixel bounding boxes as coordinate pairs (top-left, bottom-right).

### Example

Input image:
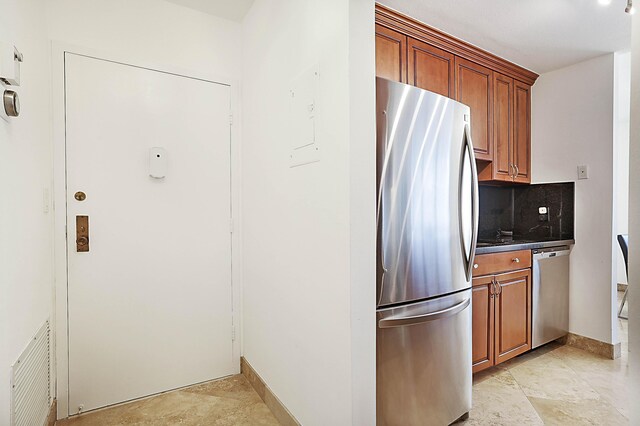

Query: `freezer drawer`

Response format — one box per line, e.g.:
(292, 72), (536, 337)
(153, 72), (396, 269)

(377, 290), (472, 426)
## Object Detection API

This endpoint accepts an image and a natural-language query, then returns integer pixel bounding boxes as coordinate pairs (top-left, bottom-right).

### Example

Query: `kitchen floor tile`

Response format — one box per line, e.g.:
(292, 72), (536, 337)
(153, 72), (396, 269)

(461, 369), (543, 425)
(461, 308), (629, 425)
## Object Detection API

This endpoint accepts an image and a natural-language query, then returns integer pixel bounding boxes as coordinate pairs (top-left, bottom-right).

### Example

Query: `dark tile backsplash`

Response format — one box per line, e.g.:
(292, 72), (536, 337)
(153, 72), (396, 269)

(479, 183), (574, 241)
(478, 186), (513, 240)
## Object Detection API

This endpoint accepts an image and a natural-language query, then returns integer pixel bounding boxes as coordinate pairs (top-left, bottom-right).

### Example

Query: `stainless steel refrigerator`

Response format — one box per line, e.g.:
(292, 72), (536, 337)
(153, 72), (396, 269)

(376, 77), (479, 426)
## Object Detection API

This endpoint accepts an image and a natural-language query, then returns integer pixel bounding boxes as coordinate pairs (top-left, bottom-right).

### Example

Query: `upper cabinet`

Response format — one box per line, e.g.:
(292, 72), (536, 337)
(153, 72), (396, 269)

(455, 58), (493, 161)
(375, 4), (538, 184)
(408, 37), (454, 98)
(375, 24), (407, 83)
(478, 74), (532, 183)
(513, 81), (531, 183)
(491, 73), (515, 181)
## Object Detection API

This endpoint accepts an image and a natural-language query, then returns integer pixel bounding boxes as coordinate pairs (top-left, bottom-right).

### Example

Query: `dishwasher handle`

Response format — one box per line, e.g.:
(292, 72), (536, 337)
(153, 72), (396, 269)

(533, 246), (571, 260)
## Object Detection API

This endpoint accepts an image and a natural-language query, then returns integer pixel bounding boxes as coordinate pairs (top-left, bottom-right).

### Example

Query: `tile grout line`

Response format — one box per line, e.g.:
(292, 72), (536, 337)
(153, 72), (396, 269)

(545, 345), (629, 421)
(502, 368), (546, 424)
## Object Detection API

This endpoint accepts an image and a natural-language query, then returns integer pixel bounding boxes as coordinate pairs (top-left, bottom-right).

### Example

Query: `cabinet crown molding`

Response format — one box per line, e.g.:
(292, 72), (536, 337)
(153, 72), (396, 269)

(375, 3), (539, 86)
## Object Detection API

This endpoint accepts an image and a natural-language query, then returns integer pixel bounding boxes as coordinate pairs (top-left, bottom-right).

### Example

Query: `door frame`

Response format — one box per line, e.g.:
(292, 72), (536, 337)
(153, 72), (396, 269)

(51, 42), (242, 420)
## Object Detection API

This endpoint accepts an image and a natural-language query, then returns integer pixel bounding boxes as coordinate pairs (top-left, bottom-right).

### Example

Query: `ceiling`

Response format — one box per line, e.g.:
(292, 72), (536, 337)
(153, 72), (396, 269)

(380, 0), (631, 74)
(163, 0), (254, 22)
(161, 0), (630, 73)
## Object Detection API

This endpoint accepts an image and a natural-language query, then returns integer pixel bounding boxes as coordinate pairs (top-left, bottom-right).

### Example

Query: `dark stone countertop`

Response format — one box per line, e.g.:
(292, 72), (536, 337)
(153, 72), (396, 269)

(475, 239), (575, 255)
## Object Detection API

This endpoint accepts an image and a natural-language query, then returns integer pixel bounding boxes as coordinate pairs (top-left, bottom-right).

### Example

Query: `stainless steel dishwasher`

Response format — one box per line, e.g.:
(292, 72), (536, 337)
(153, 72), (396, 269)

(532, 246), (571, 348)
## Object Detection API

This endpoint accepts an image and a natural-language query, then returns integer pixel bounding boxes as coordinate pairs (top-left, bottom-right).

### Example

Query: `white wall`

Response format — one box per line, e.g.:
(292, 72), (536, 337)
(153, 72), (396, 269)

(614, 52), (630, 286)
(531, 54), (617, 345)
(46, 0), (242, 79)
(0, 0), (53, 424)
(628, 12), (640, 425)
(241, 0), (375, 424)
(348, 0), (376, 424)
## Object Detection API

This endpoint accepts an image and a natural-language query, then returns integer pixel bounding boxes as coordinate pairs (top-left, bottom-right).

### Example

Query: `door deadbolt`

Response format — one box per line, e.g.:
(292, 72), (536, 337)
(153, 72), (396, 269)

(74, 191), (86, 201)
(76, 216), (89, 252)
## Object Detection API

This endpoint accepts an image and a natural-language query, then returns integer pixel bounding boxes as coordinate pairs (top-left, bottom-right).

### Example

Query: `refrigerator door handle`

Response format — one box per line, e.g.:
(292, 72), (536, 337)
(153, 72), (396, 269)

(378, 298), (471, 328)
(376, 108), (390, 306)
(459, 124), (479, 281)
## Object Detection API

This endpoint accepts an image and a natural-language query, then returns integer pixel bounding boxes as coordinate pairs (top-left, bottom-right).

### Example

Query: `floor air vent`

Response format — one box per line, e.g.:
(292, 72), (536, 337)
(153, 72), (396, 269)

(11, 321), (51, 426)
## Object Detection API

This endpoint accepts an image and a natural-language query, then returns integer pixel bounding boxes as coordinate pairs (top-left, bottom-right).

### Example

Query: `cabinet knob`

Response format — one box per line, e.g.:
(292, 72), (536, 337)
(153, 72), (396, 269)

(512, 257), (520, 263)
(473, 263), (478, 269)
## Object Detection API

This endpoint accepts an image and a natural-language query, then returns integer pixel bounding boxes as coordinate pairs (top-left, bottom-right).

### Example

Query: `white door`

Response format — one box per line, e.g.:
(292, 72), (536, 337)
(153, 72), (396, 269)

(65, 53), (234, 414)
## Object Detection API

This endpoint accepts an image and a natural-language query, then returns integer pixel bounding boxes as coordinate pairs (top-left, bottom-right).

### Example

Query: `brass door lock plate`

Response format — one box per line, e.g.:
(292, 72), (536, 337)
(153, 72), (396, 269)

(76, 215), (89, 252)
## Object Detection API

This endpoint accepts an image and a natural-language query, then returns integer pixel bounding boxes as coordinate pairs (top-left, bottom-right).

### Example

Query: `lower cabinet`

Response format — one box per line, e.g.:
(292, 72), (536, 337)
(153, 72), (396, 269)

(472, 275), (494, 373)
(472, 267), (531, 373)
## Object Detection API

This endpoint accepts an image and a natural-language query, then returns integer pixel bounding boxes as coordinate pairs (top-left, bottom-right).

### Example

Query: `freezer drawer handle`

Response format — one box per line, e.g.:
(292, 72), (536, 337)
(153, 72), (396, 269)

(378, 298), (471, 329)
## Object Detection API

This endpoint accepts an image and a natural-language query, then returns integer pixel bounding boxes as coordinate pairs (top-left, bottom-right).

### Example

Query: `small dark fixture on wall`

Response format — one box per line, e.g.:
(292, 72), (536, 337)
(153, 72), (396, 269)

(538, 206), (549, 222)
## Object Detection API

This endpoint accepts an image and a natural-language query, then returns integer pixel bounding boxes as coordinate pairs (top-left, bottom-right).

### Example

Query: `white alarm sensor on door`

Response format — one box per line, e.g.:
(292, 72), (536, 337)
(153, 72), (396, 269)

(149, 147), (167, 179)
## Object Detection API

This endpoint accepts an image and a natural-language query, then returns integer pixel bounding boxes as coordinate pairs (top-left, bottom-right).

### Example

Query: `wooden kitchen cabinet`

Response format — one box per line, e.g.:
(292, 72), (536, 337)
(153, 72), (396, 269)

(471, 252), (532, 373)
(455, 57), (493, 161)
(407, 37), (454, 98)
(495, 269), (532, 363)
(472, 275), (495, 373)
(375, 4), (538, 184)
(513, 80), (531, 183)
(478, 73), (532, 183)
(491, 73), (514, 181)
(375, 24), (407, 83)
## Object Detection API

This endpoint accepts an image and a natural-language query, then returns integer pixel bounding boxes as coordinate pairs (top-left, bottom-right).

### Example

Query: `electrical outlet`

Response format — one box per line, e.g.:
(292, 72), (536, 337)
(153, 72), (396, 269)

(538, 206), (549, 222)
(577, 165), (589, 179)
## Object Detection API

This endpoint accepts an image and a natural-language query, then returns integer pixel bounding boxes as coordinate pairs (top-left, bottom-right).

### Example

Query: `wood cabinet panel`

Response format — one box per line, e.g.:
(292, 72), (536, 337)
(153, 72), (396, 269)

(407, 37), (454, 97)
(513, 81), (531, 183)
(375, 6), (536, 185)
(375, 5), (538, 185)
(472, 276), (495, 373)
(472, 249), (531, 277)
(376, 5), (539, 86)
(375, 24), (407, 83)
(492, 73), (514, 181)
(455, 57), (493, 161)
(494, 269), (532, 364)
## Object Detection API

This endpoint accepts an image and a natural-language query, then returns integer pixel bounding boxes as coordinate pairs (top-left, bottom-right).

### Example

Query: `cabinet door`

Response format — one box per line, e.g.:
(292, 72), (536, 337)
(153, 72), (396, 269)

(492, 73), (514, 181)
(407, 37), (454, 97)
(494, 269), (531, 364)
(513, 80), (531, 183)
(455, 58), (493, 161)
(375, 24), (407, 83)
(472, 275), (495, 373)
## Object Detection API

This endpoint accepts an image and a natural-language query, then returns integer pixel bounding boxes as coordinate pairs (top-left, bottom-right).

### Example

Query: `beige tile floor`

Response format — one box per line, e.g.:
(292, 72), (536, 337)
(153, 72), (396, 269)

(56, 374), (280, 426)
(459, 290), (630, 426)
(57, 292), (629, 426)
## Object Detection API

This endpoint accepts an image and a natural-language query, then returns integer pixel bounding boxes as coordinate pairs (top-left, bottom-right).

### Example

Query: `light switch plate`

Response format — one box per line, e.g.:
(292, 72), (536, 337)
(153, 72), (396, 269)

(577, 165), (589, 180)
(538, 207), (548, 214)
(290, 143), (320, 168)
(0, 43), (21, 86)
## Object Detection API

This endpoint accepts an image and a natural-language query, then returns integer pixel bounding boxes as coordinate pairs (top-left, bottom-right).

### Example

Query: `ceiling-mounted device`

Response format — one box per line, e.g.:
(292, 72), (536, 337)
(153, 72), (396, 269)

(3, 90), (19, 118)
(0, 43), (23, 86)
(626, 0), (635, 14)
(598, 0), (635, 14)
